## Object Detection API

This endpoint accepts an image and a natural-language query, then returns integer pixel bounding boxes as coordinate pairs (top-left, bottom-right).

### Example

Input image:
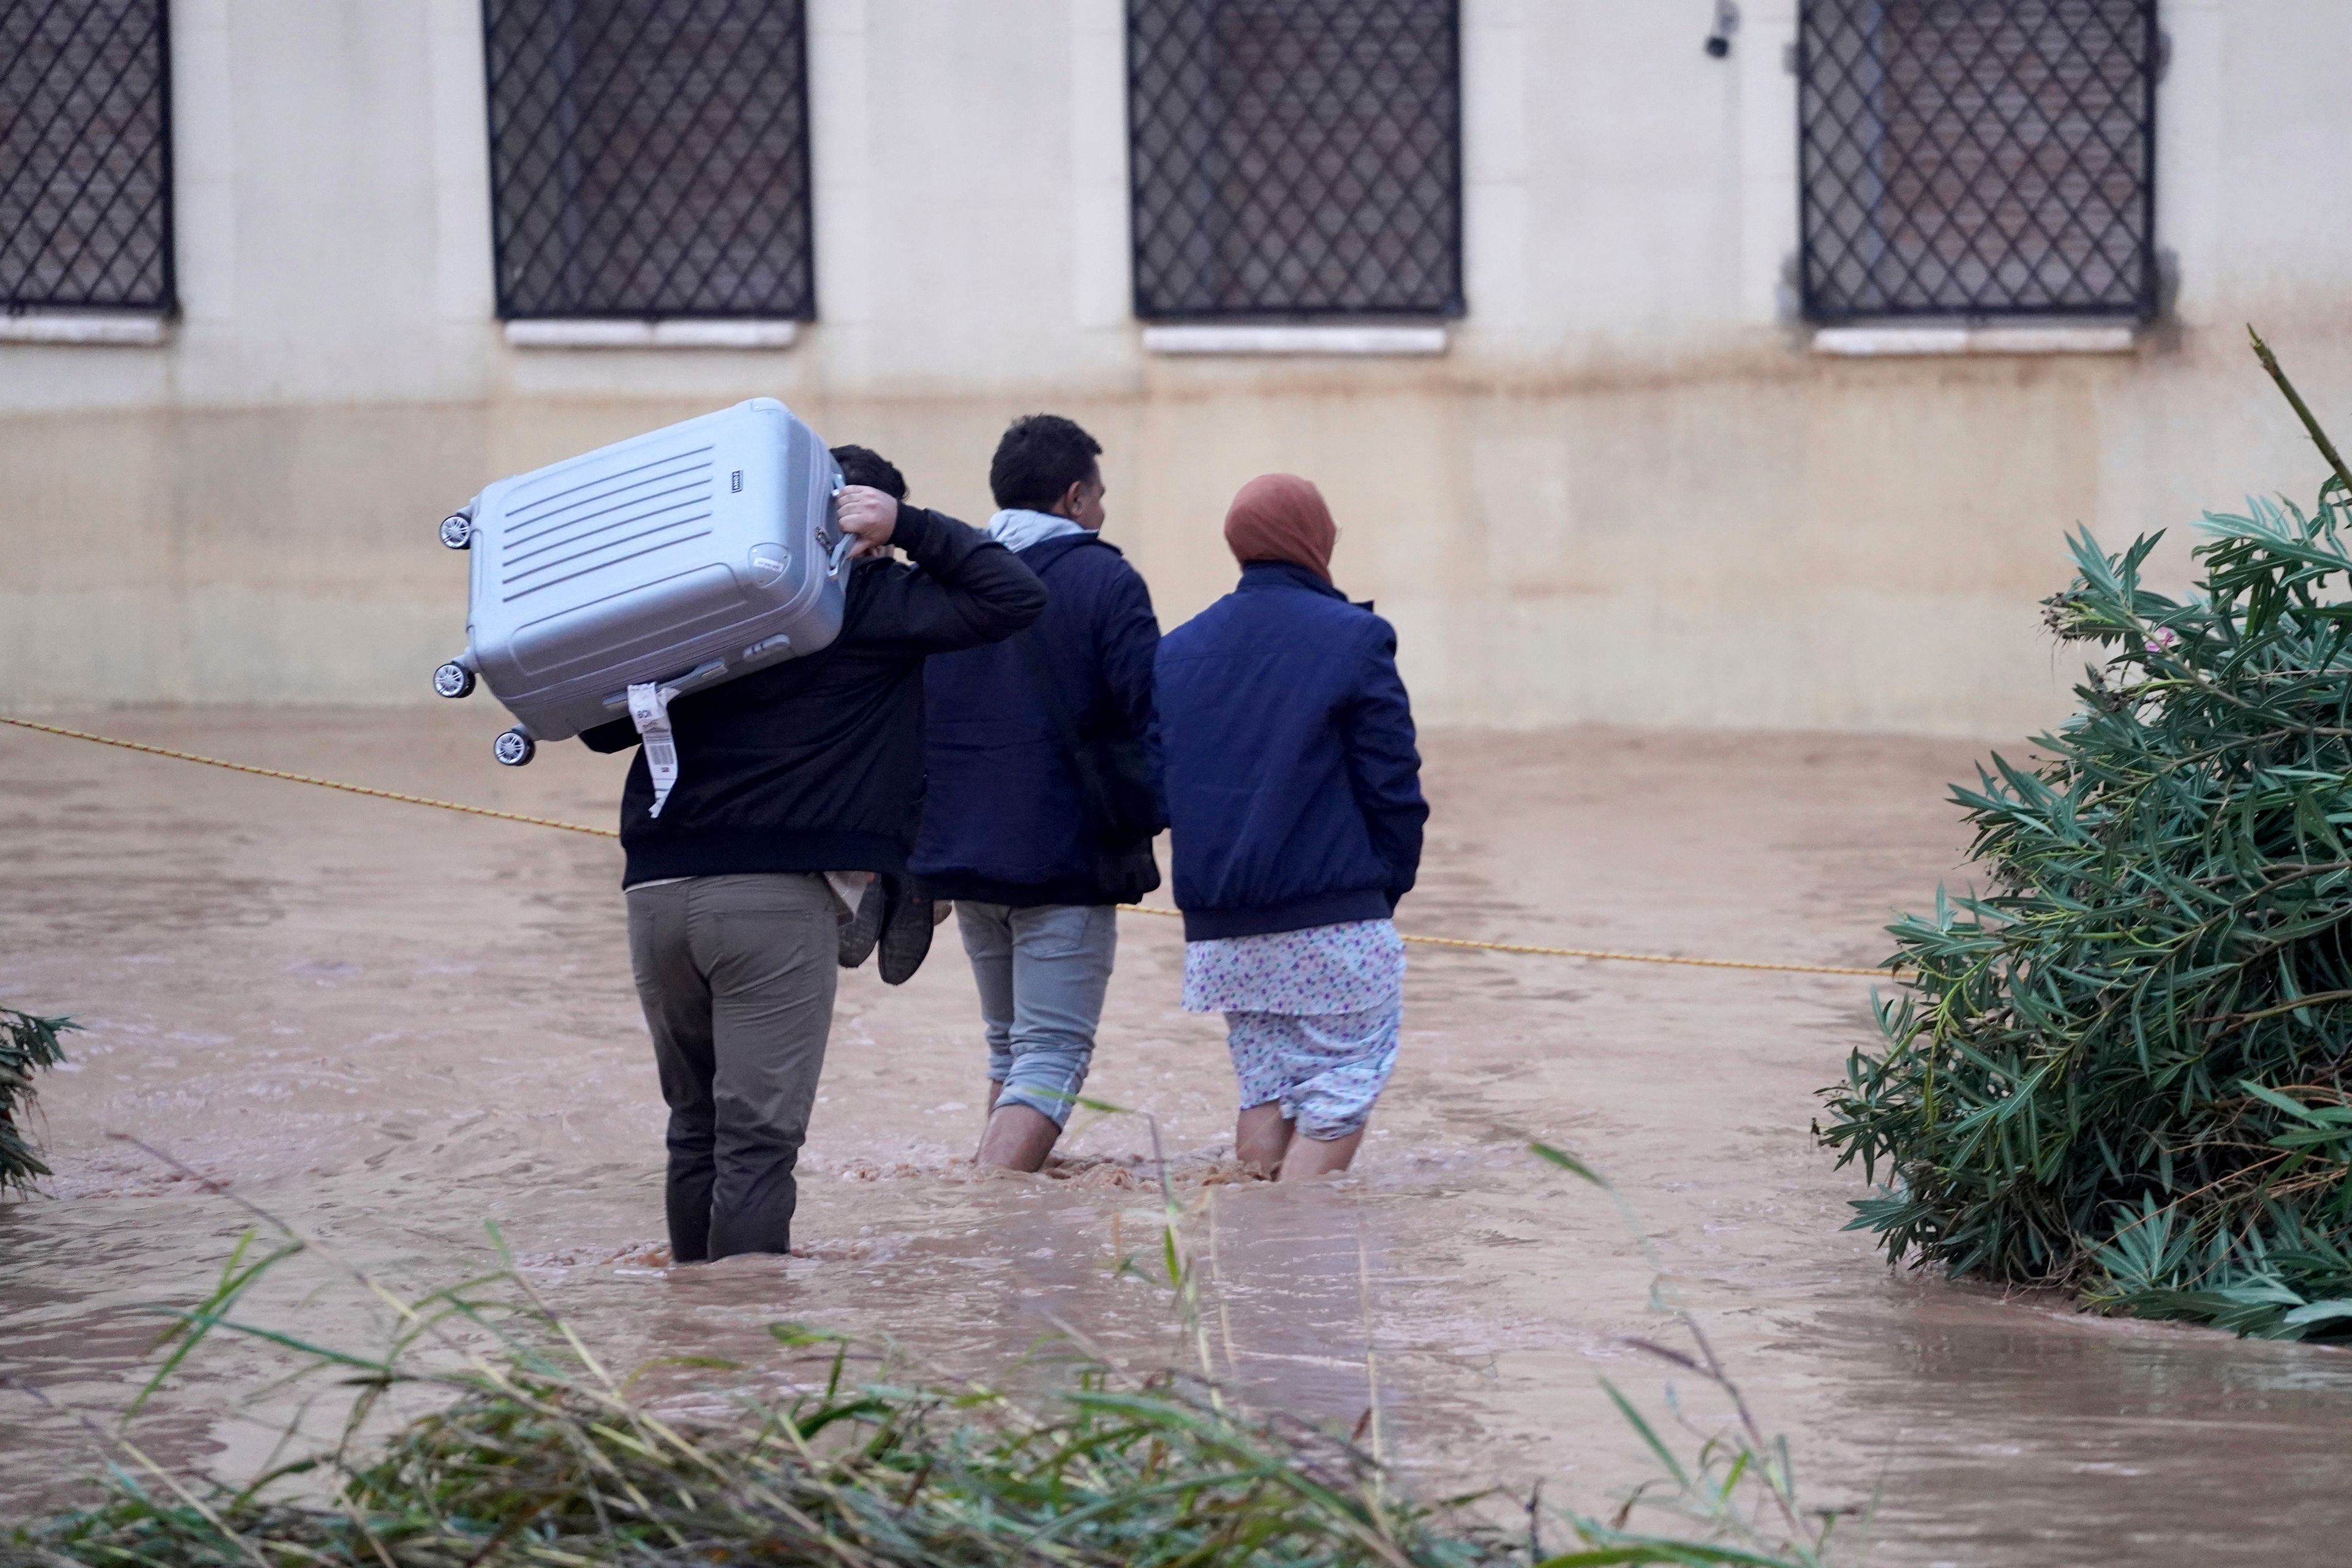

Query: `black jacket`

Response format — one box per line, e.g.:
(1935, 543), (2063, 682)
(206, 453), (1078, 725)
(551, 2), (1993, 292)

(582, 505), (1047, 886)
(910, 532), (1161, 906)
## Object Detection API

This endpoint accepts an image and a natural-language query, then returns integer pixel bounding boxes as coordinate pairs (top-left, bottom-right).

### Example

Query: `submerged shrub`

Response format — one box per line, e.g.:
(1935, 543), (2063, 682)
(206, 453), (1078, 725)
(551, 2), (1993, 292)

(16, 1355), (1510, 1568)
(1820, 350), (2352, 1338)
(1, 1007), (74, 1195)
(4, 1260), (1841, 1568)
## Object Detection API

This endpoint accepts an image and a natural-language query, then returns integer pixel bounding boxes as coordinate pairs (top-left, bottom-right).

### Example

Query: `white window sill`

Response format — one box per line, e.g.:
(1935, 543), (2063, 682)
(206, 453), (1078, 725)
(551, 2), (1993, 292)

(1142, 323), (1448, 357)
(1811, 323), (2138, 358)
(504, 318), (801, 350)
(0, 312), (170, 345)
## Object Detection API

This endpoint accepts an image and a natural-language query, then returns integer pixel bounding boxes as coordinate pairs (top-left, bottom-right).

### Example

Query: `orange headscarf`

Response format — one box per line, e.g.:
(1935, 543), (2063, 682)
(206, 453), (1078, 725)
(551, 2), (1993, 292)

(1222, 473), (1337, 581)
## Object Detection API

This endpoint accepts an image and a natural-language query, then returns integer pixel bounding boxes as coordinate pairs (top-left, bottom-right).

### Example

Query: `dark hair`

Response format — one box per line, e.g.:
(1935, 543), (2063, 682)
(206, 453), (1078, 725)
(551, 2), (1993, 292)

(989, 414), (1102, 513)
(831, 444), (907, 500)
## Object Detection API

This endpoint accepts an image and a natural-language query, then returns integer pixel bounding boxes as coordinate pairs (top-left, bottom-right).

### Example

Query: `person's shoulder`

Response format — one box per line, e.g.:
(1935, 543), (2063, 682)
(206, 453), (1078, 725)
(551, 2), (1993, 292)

(1346, 598), (1397, 643)
(1158, 594), (1238, 655)
(1089, 541), (1157, 606)
(840, 554), (924, 620)
(1057, 535), (1139, 579)
(1276, 581), (1376, 630)
(1271, 588), (1391, 660)
(848, 555), (924, 589)
(1332, 616), (1395, 673)
(1026, 538), (1139, 622)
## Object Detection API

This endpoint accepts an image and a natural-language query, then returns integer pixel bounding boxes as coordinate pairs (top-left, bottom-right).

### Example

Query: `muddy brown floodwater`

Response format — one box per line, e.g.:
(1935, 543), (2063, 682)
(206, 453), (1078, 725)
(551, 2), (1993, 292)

(4, 709), (2349, 1559)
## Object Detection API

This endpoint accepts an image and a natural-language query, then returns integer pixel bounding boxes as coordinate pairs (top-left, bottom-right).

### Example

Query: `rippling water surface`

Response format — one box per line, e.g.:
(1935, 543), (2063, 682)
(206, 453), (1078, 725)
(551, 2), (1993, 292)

(4, 709), (2347, 1560)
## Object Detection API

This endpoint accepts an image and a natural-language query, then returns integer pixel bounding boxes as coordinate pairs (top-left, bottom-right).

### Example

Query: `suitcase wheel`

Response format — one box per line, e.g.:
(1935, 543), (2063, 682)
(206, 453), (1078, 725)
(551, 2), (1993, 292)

(439, 513), (473, 549)
(432, 661), (476, 699)
(493, 727), (535, 767)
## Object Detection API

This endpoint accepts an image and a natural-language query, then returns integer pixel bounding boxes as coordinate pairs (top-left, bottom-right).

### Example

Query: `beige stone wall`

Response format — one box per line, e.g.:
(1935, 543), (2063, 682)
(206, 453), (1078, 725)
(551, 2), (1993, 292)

(6, 0), (2350, 737)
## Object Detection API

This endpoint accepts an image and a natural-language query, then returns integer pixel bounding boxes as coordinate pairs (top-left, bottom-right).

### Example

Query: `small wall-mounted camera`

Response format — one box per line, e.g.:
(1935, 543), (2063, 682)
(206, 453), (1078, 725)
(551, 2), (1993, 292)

(1705, 0), (1740, 58)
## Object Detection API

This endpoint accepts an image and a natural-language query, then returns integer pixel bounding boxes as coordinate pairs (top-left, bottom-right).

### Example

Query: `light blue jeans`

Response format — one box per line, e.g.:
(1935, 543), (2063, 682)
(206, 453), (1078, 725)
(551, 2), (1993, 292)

(956, 902), (1117, 1126)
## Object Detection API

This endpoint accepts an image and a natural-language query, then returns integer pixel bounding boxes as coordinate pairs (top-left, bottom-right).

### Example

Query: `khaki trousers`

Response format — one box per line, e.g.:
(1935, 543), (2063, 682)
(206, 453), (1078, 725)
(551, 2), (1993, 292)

(625, 873), (837, 1261)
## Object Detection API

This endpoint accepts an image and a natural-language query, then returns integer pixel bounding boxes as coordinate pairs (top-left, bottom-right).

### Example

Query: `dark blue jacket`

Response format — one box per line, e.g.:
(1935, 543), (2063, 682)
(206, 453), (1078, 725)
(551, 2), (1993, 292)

(1156, 562), (1427, 940)
(911, 532), (1161, 905)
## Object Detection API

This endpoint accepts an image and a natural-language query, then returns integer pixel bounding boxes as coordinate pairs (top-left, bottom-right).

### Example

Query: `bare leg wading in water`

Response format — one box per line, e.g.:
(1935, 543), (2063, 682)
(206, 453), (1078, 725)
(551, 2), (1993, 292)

(1236, 1105), (1366, 1180)
(959, 901), (1118, 1170)
(1225, 1000), (1401, 1181)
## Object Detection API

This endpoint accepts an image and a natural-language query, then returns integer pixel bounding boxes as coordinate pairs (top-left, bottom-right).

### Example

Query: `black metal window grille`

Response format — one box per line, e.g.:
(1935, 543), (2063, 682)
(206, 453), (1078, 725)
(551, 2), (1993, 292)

(1798, 0), (2157, 322)
(1128, 0), (1462, 320)
(482, 0), (813, 320)
(0, 0), (174, 314)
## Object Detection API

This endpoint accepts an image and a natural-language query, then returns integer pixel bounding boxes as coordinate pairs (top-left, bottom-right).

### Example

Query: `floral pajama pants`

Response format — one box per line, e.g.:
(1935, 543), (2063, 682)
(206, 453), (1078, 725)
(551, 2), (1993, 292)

(1221, 1003), (1402, 1140)
(1182, 918), (1406, 1142)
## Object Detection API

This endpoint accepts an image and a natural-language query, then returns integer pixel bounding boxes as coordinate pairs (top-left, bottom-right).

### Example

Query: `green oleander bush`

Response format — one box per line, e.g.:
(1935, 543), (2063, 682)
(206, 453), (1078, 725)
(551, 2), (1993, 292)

(1, 1006), (74, 1195)
(1819, 334), (2352, 1340)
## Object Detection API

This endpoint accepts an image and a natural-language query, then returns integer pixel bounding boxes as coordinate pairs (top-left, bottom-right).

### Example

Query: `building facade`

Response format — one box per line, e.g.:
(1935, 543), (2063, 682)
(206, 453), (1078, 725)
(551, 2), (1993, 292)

(4, 0), (2346, 736)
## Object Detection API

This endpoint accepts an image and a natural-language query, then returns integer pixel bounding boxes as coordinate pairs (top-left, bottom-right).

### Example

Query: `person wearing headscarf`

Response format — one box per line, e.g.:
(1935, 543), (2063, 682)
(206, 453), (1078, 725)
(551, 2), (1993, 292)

(1153, 475), (1428, 1180)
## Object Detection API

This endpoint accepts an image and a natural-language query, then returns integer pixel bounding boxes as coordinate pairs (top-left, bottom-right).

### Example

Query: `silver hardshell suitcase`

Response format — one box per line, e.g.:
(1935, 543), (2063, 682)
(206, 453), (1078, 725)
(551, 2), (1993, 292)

(431, 398), (849, 774)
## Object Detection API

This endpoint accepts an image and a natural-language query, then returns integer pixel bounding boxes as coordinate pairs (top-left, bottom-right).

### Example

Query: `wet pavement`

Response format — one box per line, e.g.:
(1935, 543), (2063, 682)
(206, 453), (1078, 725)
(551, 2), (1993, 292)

(3, 707), (2348, 1559)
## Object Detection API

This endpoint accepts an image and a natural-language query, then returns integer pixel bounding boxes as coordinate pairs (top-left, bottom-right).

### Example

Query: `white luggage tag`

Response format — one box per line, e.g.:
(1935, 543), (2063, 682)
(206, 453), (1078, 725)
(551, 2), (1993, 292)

(627, 680), (683, 818)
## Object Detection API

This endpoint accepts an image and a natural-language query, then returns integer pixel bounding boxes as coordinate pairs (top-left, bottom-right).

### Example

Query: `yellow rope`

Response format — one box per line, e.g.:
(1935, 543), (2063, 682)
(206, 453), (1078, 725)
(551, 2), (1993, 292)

(2, 715), (1896, 979)
(0, 717), (619, 839)
(1114, 902), (1888, 976)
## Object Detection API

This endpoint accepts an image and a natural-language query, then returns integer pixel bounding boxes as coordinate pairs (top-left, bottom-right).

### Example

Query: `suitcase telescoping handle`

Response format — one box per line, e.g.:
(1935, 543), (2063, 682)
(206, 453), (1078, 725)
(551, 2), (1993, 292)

(824, 483), (856, 578)
(605, 658), (729, 715)
(599, 658), (728, 734)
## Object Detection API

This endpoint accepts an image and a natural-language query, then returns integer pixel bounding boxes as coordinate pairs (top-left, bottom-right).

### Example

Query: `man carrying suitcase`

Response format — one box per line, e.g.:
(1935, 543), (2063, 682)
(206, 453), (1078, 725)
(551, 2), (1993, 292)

(584, 463), (1045, 1262)
(910, 415), (1164, 1172)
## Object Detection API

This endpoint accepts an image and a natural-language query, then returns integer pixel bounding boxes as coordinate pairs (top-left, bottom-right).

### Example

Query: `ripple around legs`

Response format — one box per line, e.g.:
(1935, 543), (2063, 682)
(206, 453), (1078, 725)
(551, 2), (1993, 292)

(6, 707), (2352, 1562)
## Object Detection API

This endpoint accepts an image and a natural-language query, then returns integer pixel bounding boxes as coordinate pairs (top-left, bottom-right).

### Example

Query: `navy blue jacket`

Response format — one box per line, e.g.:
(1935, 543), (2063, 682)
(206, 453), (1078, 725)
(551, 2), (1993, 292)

(911, 532), (1161, 905)
(1156, 562), (1427, 940)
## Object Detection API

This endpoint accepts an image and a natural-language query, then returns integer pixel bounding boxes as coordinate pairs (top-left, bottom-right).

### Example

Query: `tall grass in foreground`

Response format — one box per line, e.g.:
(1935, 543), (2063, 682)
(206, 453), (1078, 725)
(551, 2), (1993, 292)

(1818, 331), (2352, 1340)
(4, 1140), (1855, 1567)
(1, 1007), (74, 1194)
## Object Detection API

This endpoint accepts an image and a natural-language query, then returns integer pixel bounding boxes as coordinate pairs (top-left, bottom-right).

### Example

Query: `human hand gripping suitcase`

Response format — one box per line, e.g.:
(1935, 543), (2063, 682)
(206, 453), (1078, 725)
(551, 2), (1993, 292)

(430, 399), (851, 807)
